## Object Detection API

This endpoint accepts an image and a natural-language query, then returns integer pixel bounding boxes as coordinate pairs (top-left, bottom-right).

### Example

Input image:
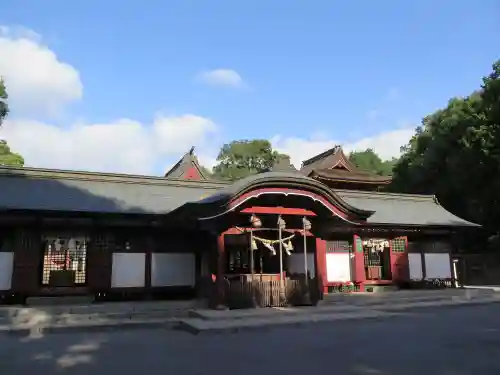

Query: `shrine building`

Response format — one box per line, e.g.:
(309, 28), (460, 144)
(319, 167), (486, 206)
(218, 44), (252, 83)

(0, 146), (478, 306)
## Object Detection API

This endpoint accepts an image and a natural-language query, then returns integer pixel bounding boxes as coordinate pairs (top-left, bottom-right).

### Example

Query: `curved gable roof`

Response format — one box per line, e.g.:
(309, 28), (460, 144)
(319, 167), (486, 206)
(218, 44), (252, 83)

(175, 171), (374, 221)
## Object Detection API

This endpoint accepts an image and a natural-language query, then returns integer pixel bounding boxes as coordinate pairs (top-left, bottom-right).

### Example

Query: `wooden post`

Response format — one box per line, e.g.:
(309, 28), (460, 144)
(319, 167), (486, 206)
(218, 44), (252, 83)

(353, 234), (366, 292)
(315, 238), (327, 295)
(215, 233), (225, 309)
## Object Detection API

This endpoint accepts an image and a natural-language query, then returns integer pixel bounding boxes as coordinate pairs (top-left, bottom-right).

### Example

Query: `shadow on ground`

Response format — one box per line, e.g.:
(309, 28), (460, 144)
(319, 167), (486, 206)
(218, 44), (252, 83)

(1, 304), (500, 374)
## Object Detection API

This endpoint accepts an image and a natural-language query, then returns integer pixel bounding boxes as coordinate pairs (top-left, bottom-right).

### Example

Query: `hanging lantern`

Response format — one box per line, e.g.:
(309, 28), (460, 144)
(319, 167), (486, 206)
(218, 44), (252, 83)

(250, 214), (262, 228)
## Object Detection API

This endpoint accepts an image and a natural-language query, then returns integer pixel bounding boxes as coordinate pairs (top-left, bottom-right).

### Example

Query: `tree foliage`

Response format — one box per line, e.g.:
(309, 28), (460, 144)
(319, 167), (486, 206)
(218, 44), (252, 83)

(390, 60), (500, 250)
(212, 139), (289, 180)
(0, 141), (24, 167)
(0, 78), (8, 126)
(0, 79), (24, 167)
(348, 149), (396, 176)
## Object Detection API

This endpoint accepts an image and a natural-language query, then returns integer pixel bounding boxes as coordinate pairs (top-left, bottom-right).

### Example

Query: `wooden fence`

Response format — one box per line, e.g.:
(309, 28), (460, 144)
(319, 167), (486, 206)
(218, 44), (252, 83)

(453, 253), (500, 286)
(201, 277), (320, 309)
(227, 279), (319, 309)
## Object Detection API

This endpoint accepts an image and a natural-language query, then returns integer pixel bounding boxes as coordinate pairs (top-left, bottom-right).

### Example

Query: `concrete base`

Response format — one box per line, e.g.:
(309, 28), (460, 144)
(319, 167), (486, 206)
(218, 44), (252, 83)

(364, 285), (398, 293)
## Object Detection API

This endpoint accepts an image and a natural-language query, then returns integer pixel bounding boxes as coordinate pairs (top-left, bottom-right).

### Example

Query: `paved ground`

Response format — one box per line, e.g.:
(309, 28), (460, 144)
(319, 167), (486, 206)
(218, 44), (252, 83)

(1, 304), (499, 375)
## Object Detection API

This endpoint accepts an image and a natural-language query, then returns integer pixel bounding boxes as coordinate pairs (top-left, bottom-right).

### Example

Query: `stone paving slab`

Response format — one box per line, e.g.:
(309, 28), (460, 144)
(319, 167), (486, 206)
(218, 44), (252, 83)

(179, 310), (401, 335)
(1, 294), (499, 337)
(1, 300), (199, 317)
(0, 308), (191, 327)
(181, 297), (500, 335)
(0, 317), (180, 337)
(369, 297), (500, 311)
(190, 304), (366, 321)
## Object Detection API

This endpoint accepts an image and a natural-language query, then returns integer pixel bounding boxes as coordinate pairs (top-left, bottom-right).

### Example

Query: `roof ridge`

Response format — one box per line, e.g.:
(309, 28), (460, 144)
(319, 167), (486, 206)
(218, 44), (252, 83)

(301, 145), (340, 167)
(335, 188), (437, 201)
(0, 165), (229, 188)
(164, 146), (210, 180)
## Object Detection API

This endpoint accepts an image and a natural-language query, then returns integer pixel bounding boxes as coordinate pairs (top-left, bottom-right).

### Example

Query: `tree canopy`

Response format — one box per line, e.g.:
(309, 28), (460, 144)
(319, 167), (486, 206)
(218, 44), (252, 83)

(348, 149), (396, 176)
(0, 141), (24, 167)
(212, 139), (289, 180)
(0, 79), (24, 167)
(390, 60), (500, 251)
(0, 78), (8, 126)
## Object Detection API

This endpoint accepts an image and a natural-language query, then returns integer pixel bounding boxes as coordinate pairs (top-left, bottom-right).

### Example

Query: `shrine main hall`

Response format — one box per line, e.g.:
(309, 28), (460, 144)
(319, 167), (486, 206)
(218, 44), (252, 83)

(0, 146), (478, 306)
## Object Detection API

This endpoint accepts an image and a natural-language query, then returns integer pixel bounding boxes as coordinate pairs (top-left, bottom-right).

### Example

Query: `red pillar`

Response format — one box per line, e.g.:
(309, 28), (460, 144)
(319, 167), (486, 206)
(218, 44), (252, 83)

(215, 233), (226, 308)
(315, 238), (327, 295)
(353, 234), (366, 291)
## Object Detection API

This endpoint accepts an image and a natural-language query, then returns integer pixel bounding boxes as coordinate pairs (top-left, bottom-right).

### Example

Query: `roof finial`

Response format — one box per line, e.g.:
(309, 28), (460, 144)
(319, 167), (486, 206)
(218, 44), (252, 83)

(189, 146), (195, 155)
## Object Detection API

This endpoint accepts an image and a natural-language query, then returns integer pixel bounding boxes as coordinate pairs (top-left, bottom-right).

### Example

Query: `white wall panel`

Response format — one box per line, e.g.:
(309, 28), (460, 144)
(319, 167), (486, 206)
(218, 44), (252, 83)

(326, 253), (351, 282)
(408, 253), (423, 280)
(0, 252), (14, 290)
(151, 253), (195, 287)
(111, 253), (146, 288)
(424, 253), (452, 279)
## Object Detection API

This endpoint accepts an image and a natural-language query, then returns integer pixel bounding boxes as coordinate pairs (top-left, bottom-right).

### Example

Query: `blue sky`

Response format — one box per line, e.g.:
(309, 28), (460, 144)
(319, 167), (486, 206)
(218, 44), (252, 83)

(1, 0), (499, 175)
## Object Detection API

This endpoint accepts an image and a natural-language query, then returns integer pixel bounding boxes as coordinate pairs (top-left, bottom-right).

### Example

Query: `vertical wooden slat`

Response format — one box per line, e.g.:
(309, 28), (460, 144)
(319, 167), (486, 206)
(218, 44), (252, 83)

(87, 230), (112, 293)
(11, 229), (42, 295)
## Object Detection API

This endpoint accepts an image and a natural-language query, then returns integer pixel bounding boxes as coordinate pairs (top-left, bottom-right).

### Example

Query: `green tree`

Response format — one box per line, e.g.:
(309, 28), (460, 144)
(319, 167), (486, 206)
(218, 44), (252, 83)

(0, 141), (24, 166)
(212, 139), (289, 180)
(348, 149), (396, 176)
(390, 60), (500, 251)
(0, 78), (8, 126)
(0, 78), (25, 167)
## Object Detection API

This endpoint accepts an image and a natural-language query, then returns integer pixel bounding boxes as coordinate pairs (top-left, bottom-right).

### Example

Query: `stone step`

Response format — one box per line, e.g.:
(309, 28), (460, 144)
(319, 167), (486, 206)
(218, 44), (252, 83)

(180, 297), (500, 335)
(322, 289), (496, 304)
(26, 295), (95, 306)
(1, 317), (180, 336)
(322, 294), (486, 307)
(190, 304), (367, 321)
(179, 310), (401, 335)
(0, 308), (191, 327)
(3, 299), (199, 316)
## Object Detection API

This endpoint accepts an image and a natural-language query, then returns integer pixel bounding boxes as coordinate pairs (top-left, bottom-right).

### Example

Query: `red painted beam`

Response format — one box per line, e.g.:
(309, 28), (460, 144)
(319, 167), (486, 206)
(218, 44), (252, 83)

(223, 227), (314, 236)
(240, 206), (317, 216)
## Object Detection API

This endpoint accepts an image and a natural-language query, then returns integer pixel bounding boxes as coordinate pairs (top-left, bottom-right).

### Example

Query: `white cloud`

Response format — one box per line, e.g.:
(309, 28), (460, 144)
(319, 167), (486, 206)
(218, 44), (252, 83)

(0, 26), (82, 116)
(196, 69), (244, 88)
(2, 115), (218, 175)
(0, 26), (218, 175)
(0, 26), (414, 176)
(272, 127), (414, 169)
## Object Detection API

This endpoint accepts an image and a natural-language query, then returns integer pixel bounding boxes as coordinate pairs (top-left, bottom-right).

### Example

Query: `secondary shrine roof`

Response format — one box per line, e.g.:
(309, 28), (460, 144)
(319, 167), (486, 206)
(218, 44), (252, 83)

(300, 145), (392, 185)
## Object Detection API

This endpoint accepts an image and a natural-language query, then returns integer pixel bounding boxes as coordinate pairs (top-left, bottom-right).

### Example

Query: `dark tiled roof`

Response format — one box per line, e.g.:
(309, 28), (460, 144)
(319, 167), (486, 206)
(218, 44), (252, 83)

(0, 166), (226, 214)
(300, 145), (358, 175)
(0, 166), (479, 227)
(337, 190), (478, 227)
(312, 168), (392, 184)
